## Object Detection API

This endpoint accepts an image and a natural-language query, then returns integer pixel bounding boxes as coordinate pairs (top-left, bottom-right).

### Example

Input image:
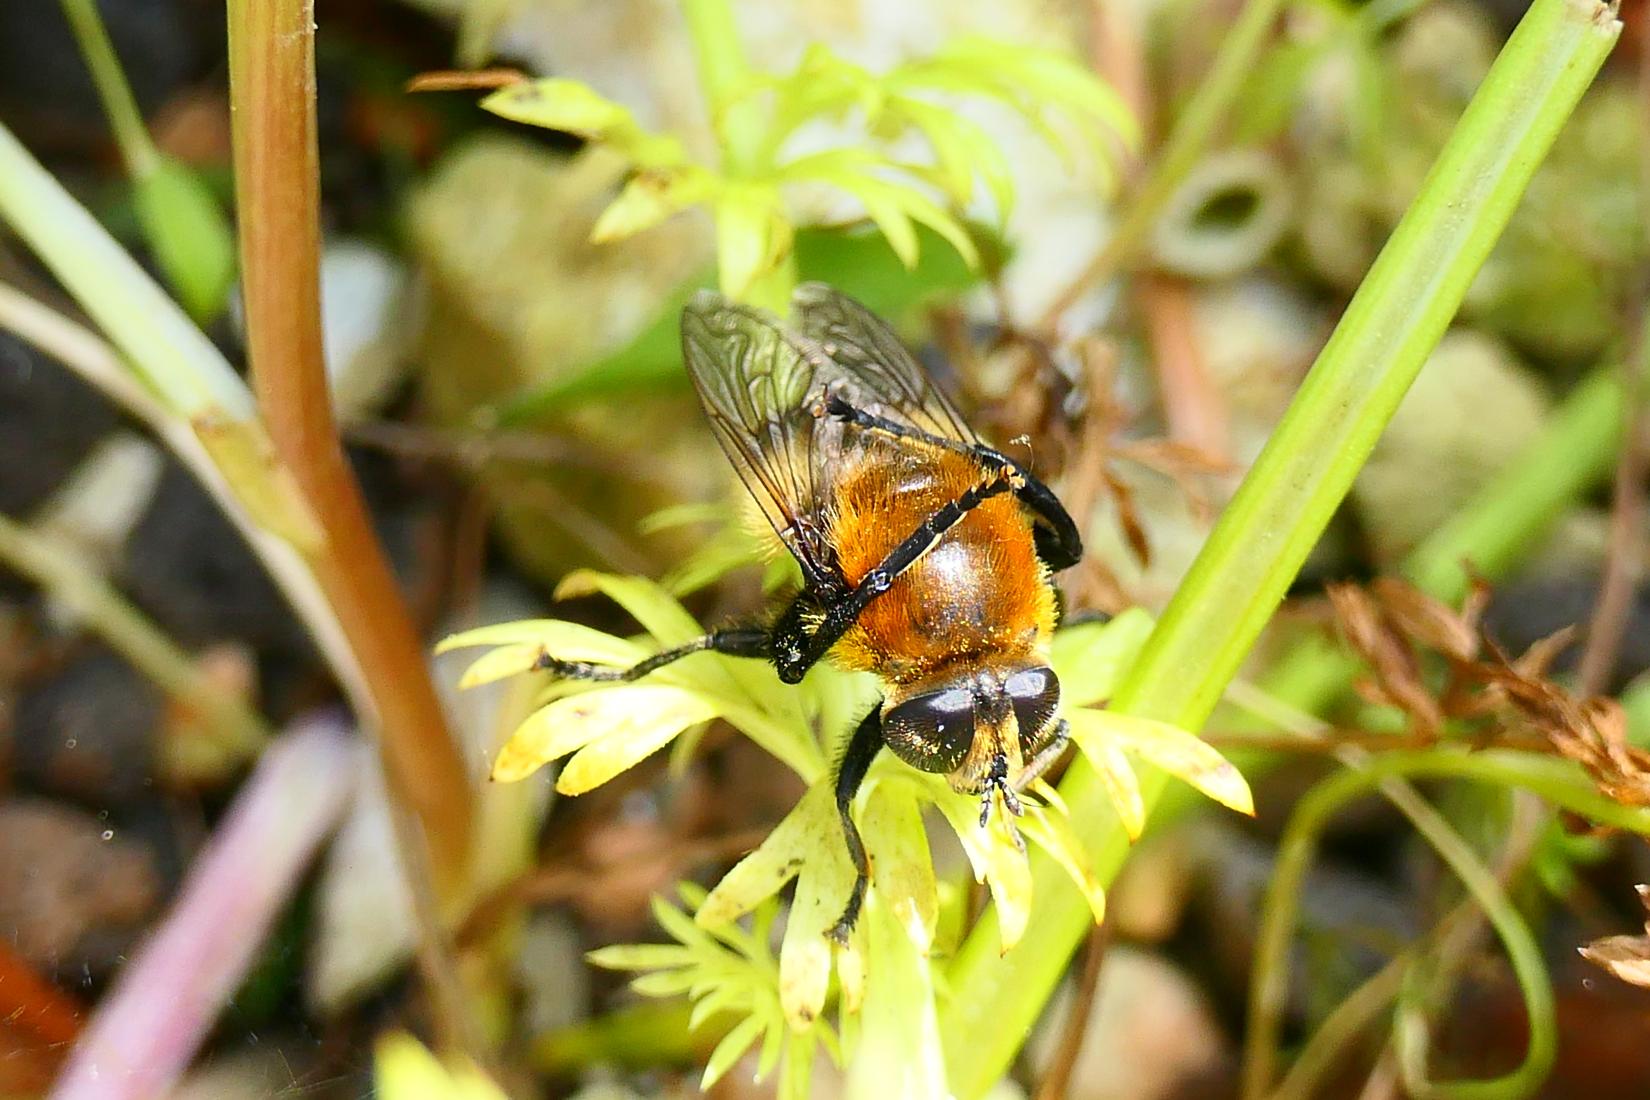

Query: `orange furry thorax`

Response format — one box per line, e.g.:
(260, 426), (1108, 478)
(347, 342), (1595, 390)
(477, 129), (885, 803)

(823, 440), (1055, 685)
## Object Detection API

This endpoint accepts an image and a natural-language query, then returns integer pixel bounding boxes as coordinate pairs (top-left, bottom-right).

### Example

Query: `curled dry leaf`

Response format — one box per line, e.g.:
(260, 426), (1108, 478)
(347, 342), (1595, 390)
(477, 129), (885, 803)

(1579, 885), (1650, 988)
(1327, 581), (1446, 737)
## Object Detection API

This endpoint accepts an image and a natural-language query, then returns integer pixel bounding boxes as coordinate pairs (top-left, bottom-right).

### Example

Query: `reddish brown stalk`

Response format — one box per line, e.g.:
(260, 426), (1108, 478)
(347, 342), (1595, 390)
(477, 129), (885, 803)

(1138, 272), (1230, 460)
(225, 0), (472, 893)
(1033, 924), (1110, 1100)
(0, 938), (82, 1047)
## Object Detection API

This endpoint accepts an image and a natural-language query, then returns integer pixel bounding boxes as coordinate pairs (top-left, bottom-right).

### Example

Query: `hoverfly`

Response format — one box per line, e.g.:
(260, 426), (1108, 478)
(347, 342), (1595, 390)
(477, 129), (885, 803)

(542, 283), (1083, 939)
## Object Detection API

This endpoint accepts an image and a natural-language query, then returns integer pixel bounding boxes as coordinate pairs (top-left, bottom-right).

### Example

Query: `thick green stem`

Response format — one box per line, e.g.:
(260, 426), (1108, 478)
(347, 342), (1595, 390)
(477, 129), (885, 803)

(939, 0), (1620, 1091)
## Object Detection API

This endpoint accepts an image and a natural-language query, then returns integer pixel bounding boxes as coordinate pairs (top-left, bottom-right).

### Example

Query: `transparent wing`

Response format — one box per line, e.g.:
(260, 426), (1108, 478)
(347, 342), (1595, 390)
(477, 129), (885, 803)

(790, 282), (979, 445)
(680, 291), (838, 586)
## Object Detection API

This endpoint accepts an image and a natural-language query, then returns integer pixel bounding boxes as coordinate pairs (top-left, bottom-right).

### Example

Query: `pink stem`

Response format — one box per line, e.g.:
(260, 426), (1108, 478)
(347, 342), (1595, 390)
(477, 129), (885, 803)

(50, 717), (355, 1100)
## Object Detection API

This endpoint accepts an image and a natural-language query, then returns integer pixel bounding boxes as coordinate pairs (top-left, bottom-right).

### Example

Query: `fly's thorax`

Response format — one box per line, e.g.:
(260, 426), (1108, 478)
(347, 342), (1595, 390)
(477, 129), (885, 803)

(878, 663), (1063, 794)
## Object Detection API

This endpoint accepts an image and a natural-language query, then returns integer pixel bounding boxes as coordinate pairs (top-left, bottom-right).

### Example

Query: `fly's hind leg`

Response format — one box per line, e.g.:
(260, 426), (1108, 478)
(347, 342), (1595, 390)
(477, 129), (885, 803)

(829, 707), (885, 943)
(822, 395), (1082, 569)
(534, 626), (772, 682)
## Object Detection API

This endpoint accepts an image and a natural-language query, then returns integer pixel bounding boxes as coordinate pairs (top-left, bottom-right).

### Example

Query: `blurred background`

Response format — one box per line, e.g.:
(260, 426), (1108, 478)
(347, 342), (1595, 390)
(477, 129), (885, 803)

(3, 0), (1650, 1097)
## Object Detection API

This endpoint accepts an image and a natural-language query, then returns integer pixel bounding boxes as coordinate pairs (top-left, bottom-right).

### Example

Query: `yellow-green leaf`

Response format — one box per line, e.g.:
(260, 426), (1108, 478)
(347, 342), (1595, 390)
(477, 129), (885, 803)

(592, 166), (718, 242)
(703, 1014), (765, 1090)
(1020, 802), (1107, 924)
(1088, 737), (1146, 840)
(928, 784), (1032, 952)
(491, 684), (719, 783)
(480, 78), (685, 168)
(555, 570), (704, 645)
(375, 1032), (507, 1100)
(715, 184), (793, 302)
(698, 782), (833, 926)
(437, 618), (645, 665)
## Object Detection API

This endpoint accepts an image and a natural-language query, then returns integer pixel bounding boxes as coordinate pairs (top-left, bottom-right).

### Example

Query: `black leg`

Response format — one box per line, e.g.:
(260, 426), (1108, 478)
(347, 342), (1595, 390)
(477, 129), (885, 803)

(823, 395), (1082, 571)
(829, 707), (884, 943)
(770, 462), (1022, 683)
(534, 626), (771, 682)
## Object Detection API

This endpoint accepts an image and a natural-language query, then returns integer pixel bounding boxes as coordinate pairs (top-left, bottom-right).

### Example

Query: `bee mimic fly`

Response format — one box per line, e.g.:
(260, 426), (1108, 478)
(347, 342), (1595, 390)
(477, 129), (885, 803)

(540, 283), (1083, 940)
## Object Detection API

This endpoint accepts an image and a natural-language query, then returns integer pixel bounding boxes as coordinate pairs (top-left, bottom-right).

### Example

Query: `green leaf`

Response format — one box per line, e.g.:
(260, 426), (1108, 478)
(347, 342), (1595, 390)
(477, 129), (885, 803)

(480, 78), (686, 168)
(592, 166), (718, 242)
(554, 570), (704, 646)
(132, 156), (235, 323)
(703, 1014), (766, 1091)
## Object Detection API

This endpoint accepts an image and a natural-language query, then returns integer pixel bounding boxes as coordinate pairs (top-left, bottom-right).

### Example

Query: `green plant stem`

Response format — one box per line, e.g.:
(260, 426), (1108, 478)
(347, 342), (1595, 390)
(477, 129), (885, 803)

(1404, 368), (1626, 602)
(0, 123), (246, 417)
(58, 0), (159, 176)
(1245, 750), (1650, 1100)
(1269, 949), (1411, 1100)
(938, 0), (1620, 1090)
(680, 0), (760, 175)
(0, 512), (267, 757)
(1039, 0), (1288, 328)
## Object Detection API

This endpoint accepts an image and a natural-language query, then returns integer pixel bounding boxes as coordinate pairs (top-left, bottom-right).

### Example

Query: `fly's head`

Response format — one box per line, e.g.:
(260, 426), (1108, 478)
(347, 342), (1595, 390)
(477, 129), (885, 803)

(879, 663), (1063, 825)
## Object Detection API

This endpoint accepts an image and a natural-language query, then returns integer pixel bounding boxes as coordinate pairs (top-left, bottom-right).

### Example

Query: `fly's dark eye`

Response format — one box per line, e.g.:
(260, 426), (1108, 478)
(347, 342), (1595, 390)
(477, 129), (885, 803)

(881, 688), (973, 774)
(1005, 667), (1060, 747)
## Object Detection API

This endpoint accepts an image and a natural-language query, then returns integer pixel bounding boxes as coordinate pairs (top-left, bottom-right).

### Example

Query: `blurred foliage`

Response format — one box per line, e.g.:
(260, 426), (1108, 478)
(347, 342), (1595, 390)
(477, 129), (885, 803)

(479, 21), (1134, 309)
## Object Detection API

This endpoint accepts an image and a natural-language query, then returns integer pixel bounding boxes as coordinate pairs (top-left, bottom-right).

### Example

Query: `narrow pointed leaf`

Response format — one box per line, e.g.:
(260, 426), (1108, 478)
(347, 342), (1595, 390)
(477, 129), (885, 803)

(491, 684), (718, 783)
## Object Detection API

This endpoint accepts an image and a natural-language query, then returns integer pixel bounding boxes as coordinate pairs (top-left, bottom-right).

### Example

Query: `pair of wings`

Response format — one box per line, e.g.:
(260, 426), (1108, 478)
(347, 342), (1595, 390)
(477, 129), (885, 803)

(680, 283), (979, 588)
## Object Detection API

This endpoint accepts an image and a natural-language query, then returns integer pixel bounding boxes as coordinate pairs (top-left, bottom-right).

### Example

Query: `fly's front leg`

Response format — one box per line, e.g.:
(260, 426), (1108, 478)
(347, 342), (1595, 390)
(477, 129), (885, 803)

(534, 626), (772, 682)
(829, 707), (885, 943)
(1014, 719), (1071, 792)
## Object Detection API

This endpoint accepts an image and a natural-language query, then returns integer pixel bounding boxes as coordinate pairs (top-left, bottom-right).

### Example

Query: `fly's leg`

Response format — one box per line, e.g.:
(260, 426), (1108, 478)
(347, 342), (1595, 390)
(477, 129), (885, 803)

(829, 707), (885, 943)
(822, 395), (1082, 570)
(534, 626), (772, 681)
(770, 462), (1023, 683)
(1014, 719), (1071, 792)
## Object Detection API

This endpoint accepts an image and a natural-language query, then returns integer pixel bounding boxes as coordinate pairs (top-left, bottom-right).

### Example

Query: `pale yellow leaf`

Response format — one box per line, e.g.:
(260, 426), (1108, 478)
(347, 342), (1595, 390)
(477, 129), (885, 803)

(556, 697), (719, 794)
(1021, 804), (1106, 925)
(491, 684), (718, 783)
(1071, 709), (1254, 816)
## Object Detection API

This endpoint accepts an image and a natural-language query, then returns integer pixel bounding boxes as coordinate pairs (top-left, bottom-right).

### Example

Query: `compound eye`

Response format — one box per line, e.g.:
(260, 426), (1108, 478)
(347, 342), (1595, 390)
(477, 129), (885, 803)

(1005, 667), (1060, 747)
(881, 688), (973, 774)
